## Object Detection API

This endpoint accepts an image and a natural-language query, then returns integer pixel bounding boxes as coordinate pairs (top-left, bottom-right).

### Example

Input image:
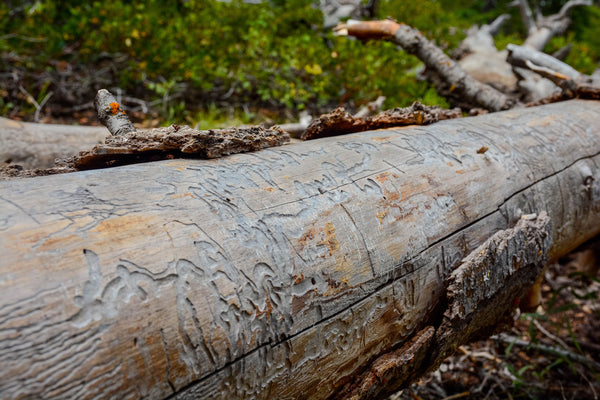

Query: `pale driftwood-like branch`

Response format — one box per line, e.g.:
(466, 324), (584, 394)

(1, 100), (600, 399)
(334, 20), (513, 111)
(94, 89), (136, 136)
(509, 0), (536, 36)
(510, 0), (593, 51)
(486, 13), (511, 36)
(507, 44), (600, 103)
(507, 44), (583, 81)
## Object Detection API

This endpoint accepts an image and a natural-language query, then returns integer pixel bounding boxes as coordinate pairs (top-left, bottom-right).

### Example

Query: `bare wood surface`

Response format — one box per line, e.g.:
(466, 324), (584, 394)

(0, 117), (107, 169)
(1, 100), (600, 399)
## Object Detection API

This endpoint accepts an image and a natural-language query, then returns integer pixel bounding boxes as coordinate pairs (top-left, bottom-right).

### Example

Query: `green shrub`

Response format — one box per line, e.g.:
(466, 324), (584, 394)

(1, 0), (599, 125)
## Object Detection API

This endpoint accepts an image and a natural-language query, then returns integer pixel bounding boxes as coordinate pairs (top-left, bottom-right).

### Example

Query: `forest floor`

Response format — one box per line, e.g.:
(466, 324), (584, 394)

(393, 236), (600, 400)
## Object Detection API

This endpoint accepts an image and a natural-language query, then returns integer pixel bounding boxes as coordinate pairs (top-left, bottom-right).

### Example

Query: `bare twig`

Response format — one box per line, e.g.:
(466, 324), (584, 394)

(495, 333), (600, 370)
(552, 44), (573, 61)
(557, 0), (592, 20)
(18, 86), (53, 122)
(486, 14), (511, 36)
(508, 0), (535, 36)
(532, 319), (571, 351)
(33, 91), (53, 123)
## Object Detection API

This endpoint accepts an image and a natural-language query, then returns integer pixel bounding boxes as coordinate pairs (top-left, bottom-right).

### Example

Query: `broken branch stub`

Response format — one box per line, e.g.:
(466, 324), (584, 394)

(94, 89), (136, 136)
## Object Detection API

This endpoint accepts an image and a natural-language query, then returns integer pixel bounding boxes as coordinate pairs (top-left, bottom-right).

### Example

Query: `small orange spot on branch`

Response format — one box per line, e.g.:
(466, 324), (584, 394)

(109, 102), (121, 115)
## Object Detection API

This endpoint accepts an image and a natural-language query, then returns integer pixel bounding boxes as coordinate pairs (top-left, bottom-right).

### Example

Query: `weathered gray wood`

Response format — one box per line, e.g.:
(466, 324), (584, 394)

(0, 117), (108, 169)
(1, 100), (600, 399)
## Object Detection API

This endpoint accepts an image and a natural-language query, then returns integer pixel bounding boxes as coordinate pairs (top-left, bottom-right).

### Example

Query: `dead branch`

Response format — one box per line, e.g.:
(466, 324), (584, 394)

(334, 20), (513, 111)
(509, 0), (593, 51)
(506, 44), (583, 81)
(2, 100), (600, 399)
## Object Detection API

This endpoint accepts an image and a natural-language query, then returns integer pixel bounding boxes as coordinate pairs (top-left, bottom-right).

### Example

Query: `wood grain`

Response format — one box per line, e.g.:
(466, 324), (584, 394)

(1, 100), (599, 399)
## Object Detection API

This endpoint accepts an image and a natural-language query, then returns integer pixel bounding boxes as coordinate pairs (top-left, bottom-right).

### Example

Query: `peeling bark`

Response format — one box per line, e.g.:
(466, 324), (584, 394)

(337, 213), (552, 400)
(302, 102), (461, 140)
(61, 124), (290, 171)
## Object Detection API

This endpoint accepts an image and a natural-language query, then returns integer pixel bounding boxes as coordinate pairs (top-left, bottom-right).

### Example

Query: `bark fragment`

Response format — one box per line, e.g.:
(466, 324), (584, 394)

(334, 213), (552, 400)
(60, 124), (290, 170)
(302, 102), (461, 140)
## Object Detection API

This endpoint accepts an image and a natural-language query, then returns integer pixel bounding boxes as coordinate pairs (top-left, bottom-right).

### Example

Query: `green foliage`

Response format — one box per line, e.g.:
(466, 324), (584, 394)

(1, 0), (600, 124)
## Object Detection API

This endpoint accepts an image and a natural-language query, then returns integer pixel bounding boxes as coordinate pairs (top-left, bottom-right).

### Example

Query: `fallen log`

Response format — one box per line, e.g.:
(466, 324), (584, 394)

(1, 100), (600, 399)
(0, 117), (108, 169)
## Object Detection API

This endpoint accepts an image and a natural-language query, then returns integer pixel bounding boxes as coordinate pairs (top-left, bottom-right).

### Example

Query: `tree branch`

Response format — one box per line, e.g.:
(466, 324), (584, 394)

(509, 0), (536, 36)
(334, 20), (513, 111)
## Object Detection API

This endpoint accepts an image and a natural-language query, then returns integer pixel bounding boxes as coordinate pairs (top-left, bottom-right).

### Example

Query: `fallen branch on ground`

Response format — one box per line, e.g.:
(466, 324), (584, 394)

(334, 19), (514, 111)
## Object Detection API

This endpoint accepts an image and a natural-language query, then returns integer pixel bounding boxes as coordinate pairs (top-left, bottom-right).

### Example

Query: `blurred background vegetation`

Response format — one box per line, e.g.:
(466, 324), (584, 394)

(1, 0), (599, 127)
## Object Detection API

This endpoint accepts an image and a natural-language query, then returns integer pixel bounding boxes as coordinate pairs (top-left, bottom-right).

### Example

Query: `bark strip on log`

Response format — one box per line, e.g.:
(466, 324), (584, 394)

(337, 212), (552, 399)
(60, 124), (290, 170)
(1, 100), (600, 399)
(301, 102), (461, 140)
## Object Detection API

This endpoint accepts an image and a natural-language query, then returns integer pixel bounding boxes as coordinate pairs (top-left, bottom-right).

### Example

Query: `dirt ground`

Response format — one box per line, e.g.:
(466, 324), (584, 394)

(392, 236), (600, 400)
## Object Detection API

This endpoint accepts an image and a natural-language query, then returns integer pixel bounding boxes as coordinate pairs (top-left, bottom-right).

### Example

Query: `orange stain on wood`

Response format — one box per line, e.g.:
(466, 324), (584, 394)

(371, 136), (391, 142)
(169, 192), (194, 199)
(318, 222), (340, 256)
(375, 172), (390, 184)
(376, 210), (388, 225)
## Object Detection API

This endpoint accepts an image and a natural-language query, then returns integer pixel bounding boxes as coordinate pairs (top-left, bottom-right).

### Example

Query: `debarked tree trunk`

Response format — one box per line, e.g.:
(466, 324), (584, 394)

(1, 100), (600, 400)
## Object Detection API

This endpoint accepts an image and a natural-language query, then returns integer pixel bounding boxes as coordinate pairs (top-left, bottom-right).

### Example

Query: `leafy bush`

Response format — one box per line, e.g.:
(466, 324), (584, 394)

(1, 0), (599, 124)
